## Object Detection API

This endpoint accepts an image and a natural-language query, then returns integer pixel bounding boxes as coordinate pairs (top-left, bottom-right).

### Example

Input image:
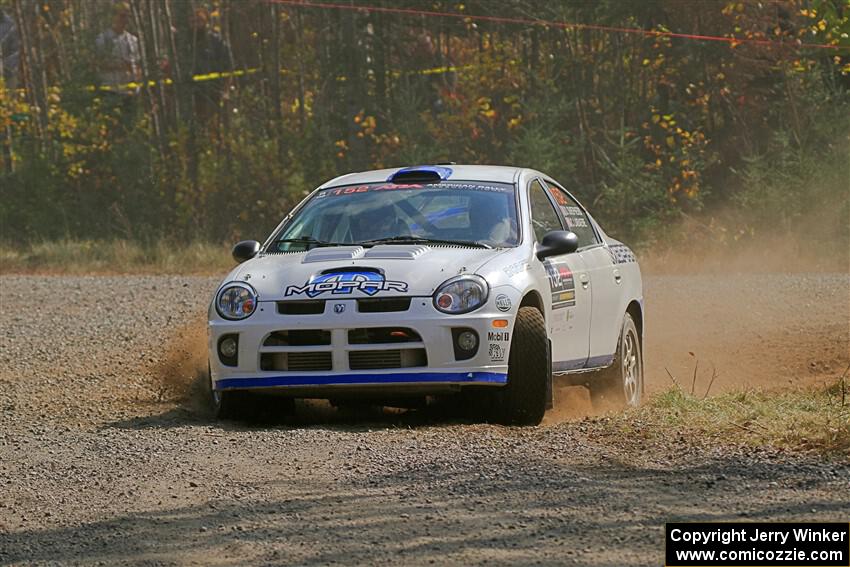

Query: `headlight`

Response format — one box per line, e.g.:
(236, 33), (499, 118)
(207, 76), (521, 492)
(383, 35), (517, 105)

(215, 282), (258, 320)
(433, 275), (489, 314)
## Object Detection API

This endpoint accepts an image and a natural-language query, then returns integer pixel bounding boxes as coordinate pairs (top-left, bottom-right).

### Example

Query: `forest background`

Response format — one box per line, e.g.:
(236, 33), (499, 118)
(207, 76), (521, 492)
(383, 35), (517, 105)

(1, 0), (848, 270)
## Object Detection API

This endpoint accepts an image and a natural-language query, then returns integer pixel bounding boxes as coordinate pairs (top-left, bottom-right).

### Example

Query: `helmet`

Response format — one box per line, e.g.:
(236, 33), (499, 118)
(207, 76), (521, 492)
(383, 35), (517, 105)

(354, 202), (408, 241)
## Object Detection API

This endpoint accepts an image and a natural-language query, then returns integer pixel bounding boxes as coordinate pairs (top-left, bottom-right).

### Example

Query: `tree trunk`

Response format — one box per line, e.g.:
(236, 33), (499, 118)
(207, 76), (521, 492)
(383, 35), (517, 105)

(270, 1), (284, 163)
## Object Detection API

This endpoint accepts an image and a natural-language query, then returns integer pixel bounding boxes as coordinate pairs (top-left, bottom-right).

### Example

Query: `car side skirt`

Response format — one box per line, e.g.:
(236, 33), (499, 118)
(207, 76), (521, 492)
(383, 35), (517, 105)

(552, 354), (615, 374)
(551, 355), (616, 386)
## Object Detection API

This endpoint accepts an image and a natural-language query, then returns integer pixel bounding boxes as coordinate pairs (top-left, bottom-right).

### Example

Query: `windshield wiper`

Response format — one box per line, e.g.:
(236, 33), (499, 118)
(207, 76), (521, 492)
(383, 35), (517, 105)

(271, 236), (348, 247)
(358, 236), (492, 249)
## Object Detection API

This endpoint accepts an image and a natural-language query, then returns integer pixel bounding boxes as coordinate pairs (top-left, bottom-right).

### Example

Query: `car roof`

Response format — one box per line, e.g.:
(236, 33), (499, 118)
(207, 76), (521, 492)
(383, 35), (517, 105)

(319, 165), (526, 188)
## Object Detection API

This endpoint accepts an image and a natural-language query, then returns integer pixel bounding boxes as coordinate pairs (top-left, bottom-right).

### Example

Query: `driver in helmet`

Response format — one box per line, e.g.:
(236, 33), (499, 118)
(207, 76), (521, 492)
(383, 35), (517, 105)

(468, 193), (517, 246)
(353, 202), (411, 242)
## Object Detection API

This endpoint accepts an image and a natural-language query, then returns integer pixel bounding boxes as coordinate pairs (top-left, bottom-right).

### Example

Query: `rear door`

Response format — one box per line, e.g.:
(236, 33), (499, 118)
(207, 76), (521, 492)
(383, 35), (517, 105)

(544, 179), (621, 366)
(528, 179), (591, 371)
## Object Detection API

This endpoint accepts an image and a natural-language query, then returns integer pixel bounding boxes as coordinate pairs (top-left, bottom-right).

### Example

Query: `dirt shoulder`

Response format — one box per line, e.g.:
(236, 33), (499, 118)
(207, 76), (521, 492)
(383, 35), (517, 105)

(0, 274), (848, 565)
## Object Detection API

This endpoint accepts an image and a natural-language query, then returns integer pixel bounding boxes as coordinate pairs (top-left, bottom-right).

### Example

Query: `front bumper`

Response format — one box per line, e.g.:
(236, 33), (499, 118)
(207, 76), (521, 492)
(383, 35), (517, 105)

(209, 293), (517, 394)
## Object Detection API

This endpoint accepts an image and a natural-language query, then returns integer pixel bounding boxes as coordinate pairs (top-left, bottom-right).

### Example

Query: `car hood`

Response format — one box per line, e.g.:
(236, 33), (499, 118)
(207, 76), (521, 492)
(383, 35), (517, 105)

(232, 244), (510, 301)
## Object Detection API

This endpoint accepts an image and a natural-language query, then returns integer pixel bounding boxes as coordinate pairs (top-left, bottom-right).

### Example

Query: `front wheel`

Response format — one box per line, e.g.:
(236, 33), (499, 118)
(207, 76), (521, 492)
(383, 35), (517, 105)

(588, 313), (642, 408)
(487, 306), (550, 425)
(206, 362), (251, 420)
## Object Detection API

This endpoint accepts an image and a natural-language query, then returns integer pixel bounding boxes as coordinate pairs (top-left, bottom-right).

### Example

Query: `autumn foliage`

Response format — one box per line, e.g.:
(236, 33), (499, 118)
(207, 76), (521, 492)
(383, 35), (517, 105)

(1, 0), (848, 250)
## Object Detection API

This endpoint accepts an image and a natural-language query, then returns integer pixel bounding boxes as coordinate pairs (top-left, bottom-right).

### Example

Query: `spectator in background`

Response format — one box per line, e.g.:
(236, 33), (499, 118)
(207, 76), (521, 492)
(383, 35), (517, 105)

(407, 30), (455, 112)
(0, 9), (20, 90)
(95, 2), (141, 94)
(189, 8), (231, 77)
(188, 7), (232, 121)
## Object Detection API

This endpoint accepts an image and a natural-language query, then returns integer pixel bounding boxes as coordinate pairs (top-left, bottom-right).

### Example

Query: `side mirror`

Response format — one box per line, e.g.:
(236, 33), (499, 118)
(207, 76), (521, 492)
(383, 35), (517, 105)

(536, 231), (579, 260)
(232, 240), (260, 263)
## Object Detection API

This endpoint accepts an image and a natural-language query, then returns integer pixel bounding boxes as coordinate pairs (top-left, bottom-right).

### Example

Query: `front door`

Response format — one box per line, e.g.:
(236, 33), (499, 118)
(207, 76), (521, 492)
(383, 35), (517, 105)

(544, 179), (621, 366)
(528, 179), (592, 370)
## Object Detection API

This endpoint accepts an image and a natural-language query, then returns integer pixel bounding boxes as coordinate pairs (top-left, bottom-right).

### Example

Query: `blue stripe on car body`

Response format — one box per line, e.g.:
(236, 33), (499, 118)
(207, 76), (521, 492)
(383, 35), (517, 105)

(215, 371), (507, 390)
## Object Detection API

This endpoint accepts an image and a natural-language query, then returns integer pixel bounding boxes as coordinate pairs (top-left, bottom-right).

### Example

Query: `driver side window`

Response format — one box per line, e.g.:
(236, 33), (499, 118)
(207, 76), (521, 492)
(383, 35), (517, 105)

(529, 179), (563, 241)
(544, 181), (599, 248)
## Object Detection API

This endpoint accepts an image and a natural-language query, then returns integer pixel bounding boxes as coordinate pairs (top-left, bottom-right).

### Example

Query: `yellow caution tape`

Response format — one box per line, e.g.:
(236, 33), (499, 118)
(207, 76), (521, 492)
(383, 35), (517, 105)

(2, 61), (466, 98)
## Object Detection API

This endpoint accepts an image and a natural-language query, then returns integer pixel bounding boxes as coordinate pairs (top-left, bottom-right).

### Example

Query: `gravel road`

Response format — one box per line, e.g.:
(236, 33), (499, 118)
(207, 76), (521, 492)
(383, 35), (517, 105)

(1, 273), (848, 566)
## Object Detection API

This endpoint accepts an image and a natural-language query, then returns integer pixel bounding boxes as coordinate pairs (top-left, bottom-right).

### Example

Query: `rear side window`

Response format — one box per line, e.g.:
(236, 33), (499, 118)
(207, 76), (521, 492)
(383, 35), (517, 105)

(544, 181), (598, 248)
(528, 179), (563, 241)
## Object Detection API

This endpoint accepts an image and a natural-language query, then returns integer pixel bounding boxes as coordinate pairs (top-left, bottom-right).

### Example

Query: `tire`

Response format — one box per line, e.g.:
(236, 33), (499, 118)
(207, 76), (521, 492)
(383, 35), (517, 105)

(489, 306), (550, 425)
(206, 362), (251, 421)
(588, 313), (642, 408)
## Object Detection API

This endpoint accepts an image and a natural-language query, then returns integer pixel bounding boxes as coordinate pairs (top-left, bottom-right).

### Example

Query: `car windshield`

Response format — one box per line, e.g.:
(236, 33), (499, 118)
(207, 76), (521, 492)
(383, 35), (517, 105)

(268, 180), (519, 251)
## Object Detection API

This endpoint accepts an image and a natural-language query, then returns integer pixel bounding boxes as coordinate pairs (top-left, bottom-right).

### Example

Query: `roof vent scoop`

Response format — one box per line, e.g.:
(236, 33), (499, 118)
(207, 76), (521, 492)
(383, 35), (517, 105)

(387, 165), (452, 183)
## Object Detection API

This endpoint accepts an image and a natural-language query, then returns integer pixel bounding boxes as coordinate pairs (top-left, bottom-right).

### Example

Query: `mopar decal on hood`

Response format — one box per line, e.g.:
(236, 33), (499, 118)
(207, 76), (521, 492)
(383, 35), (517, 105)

(285, 271), (408, 298)
(229, 244), (512, 301)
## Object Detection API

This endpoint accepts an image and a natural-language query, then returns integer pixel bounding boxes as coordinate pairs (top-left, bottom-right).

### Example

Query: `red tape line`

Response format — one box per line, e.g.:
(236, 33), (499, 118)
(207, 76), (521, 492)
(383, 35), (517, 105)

(268, 0), (845, 51)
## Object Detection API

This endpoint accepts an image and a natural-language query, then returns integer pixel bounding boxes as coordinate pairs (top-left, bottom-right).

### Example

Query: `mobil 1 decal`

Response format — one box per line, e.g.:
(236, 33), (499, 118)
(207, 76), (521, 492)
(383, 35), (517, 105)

(544, 260), (576, 309)
(487, 330), (510, 363)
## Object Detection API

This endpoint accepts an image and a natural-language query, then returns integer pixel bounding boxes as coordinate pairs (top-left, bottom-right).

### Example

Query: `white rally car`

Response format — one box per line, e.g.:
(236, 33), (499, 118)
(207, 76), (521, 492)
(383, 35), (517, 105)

(208, 165), (643, 425)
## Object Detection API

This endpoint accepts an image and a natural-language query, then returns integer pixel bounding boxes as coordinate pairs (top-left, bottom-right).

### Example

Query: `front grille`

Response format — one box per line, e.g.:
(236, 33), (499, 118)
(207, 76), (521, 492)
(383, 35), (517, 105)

(277, 301), (325, 315)
(349, 348), (427, 370)
(264, 330), (331, 346)
(261, 352), (332, 372)
(348, 327), (422, 345)
(357, 297), (411, 313)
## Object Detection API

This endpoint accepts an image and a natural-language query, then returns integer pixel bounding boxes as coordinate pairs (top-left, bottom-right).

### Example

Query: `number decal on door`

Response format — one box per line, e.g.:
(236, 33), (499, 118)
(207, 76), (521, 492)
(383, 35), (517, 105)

(544, 261), (576, 309)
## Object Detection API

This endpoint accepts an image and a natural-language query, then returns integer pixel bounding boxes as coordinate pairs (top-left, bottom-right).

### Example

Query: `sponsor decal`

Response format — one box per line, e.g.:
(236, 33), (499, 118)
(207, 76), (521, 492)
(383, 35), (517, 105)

(488, 343), (506, 362)
(488, 331), (510, 342)
(503, 260), (529, 277)
(323, 183), (422, 197)
(549, 188), (591, 229)
(564, 215), (589, 229)
(495, 294), (512, 312)
(544, 260), (576, 309)
(487, 328), (510, 362)
(320, 182), (512, 197)
(285, 271), (408, 298)
(434, 182), (512, 193)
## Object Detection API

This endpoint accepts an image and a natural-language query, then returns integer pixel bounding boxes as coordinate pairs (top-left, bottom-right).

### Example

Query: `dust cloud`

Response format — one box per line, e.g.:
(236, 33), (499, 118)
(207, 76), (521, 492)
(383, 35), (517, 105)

(552, 236), (849, 422)
(149, 318), (209, 405)
(642, 242), (849, 396)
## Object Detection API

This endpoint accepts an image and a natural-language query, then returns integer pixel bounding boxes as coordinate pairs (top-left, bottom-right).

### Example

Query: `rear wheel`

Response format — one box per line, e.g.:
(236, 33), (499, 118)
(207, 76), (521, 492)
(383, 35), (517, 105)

(588, 313), (642, 408)
(488, 306), (549, 425)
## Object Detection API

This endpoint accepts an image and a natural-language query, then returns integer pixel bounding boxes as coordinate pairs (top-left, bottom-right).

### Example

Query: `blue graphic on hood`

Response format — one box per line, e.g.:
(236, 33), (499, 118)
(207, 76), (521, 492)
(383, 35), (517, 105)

(285, 271), (408, 298)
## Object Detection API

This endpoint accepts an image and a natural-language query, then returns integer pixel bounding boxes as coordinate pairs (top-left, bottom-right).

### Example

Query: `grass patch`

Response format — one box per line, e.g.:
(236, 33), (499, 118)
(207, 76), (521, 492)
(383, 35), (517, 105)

(608, 378), (850, 458)
(0, 239), (235, 275)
